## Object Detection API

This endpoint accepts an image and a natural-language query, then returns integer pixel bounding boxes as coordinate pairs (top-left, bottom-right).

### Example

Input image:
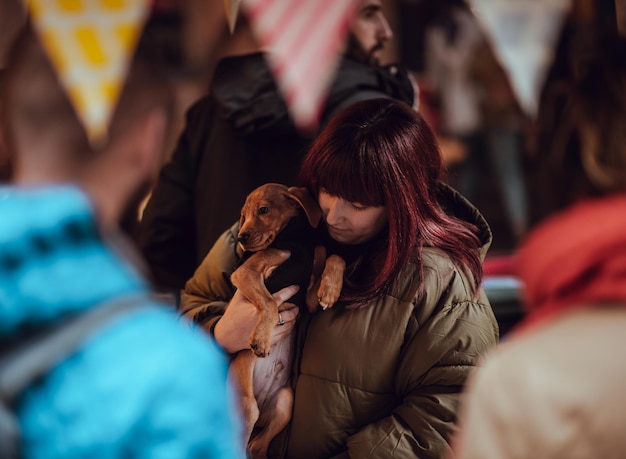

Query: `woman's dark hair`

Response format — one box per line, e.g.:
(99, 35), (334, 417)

(299, 98), (483, 306)
(529, 23), (626, 225)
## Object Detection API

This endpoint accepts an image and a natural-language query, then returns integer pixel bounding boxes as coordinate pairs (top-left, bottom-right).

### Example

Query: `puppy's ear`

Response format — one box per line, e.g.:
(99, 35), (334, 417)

(287, 187), (322, 228)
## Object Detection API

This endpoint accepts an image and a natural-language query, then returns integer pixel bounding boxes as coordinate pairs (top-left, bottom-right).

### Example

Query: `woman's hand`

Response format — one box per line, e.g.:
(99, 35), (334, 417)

(214, 285), (300, 353)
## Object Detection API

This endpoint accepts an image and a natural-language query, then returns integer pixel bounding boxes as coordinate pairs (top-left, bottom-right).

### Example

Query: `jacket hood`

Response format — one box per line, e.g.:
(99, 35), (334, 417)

(0, 186), (148, 336)
(322, 58), (415, 121)
(211, 53), (295, 138)
(438, 182), (492, 260)
(211, 53), (416, 138)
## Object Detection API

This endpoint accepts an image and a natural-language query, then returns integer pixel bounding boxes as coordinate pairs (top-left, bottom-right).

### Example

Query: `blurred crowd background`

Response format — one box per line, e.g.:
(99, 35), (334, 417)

(1, 0), (623, 255)
(153, 0), (620, 256)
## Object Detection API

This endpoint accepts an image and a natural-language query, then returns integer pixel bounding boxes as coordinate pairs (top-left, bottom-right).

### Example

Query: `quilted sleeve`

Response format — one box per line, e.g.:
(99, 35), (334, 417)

(178, 223), (240, 334)
(341, 296), (498, 458)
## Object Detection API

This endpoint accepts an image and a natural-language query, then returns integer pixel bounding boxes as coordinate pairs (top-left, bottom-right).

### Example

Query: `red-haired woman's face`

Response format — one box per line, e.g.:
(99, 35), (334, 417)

(319, 190), (388, 245)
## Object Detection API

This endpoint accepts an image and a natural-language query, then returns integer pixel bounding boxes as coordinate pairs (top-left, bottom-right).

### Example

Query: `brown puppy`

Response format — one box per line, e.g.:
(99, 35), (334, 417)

(229, 183), (345, 459)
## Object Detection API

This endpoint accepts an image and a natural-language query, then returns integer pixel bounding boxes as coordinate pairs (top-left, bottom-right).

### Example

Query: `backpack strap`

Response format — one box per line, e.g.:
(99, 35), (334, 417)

(0, 294), (148, 459)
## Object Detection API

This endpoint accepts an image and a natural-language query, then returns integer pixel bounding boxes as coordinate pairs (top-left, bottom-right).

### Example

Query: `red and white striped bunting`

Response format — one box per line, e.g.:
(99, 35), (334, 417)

(243, 0), (362, 132)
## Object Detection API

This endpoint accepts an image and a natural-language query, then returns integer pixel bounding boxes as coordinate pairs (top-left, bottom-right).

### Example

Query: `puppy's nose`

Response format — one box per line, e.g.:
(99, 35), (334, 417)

(238, 233), (250, 244)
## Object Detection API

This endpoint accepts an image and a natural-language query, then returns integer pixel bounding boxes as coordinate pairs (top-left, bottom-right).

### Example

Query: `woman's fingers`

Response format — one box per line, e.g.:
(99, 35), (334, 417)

(216, 285), (301, 352)
(270, 286), (300, 345)
(273, 285), (300, 306)
(214, 290), (260, 353)
(271, 301), (299, 345)
(277, 302), (299, 324)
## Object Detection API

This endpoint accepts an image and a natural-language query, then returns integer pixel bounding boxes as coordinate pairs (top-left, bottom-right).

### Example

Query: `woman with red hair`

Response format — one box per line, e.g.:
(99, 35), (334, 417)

(299, 97), (490, 307)
(182, 98), (499, 458)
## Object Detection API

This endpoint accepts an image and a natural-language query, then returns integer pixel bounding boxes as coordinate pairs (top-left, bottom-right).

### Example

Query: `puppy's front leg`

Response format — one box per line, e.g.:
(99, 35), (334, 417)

(231, 248), (290, 357)
(317, 254), (345, 309)
(306, 245), (327, 313)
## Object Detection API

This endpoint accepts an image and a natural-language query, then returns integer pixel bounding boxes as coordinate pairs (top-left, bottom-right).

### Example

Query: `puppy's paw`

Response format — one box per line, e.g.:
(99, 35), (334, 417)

(250, 337), (271, 358)
(317, 255), (345, 310)
(248, 439), (269, 459)
(317, 279), (341, 310)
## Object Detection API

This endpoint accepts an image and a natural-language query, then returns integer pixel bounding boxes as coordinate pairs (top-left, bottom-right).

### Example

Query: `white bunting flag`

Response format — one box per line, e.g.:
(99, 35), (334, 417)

(468, 0), (572, 116)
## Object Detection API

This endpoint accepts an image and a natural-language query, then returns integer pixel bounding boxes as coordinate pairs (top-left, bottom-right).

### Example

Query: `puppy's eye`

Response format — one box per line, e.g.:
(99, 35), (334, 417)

(258, 206), (269, 215)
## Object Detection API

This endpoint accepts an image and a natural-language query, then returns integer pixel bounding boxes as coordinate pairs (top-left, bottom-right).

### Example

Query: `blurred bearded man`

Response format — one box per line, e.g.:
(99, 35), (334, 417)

(345, 0), (393, 66)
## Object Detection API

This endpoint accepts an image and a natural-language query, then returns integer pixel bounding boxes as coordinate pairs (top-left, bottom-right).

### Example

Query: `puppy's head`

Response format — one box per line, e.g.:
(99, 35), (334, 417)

(237, 183), (301, 252)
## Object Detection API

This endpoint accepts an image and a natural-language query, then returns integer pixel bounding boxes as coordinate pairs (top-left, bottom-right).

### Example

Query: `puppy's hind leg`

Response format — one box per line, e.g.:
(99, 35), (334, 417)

(248, 386), (294, 459)
(229, 351), (259, 448)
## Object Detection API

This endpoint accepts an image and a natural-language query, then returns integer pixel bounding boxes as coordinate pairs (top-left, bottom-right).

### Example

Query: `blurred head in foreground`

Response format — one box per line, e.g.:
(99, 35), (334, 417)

(1, 24), (172, 228)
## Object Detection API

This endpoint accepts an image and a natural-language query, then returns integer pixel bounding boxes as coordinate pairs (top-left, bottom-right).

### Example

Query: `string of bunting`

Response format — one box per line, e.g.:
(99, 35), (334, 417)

(21, 0), (574, 140)
(468, 0), (572, 117)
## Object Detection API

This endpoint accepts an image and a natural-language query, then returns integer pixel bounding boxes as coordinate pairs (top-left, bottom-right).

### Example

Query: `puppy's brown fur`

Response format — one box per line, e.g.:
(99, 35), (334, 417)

(229, 183), (345, 458)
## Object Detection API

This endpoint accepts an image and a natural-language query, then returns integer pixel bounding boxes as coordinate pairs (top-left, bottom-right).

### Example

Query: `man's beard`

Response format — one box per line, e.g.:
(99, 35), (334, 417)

(344, 33), (384, 67)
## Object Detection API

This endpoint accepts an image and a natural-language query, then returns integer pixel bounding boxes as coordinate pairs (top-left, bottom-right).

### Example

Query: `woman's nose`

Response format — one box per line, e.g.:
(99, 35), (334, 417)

(325, 197), (344, 226)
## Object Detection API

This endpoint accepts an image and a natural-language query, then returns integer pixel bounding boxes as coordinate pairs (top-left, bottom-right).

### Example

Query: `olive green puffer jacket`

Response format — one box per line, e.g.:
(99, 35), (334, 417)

(180, 186), (499, 459)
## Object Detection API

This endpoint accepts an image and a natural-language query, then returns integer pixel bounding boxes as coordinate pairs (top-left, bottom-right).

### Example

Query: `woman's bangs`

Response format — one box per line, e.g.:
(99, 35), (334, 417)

(315, 143), (384, 206)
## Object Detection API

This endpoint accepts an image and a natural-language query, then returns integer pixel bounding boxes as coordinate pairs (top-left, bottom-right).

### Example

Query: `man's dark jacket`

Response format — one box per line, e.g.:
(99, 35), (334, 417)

(139, 52), (415, 291)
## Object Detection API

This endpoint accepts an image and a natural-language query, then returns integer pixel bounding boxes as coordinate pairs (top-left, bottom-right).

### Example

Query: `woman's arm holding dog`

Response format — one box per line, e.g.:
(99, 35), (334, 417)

(215, 288), (299, 353)
(179, 226), (240, 330)
(180, 224), (299, 353)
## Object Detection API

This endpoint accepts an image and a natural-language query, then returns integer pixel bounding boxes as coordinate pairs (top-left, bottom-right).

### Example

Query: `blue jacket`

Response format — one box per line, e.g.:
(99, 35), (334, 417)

(0, 185), (244, 458)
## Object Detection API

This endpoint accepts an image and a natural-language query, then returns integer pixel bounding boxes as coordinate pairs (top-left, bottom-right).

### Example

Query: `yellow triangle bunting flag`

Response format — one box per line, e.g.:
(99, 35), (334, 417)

(23, 0), (151, 145)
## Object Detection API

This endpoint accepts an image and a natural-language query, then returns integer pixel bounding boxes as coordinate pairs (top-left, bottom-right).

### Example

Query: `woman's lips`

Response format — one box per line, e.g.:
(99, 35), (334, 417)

(328, 225), (348, 235)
